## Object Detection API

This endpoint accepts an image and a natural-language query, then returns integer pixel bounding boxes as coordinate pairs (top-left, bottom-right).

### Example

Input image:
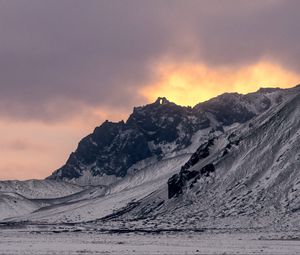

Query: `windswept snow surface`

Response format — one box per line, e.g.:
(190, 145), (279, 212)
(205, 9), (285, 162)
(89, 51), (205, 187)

(0, 180), (84, 221)
(1, 226), (300, 255)
(0, 180), (83, 199)
(0, 193), (40, 220)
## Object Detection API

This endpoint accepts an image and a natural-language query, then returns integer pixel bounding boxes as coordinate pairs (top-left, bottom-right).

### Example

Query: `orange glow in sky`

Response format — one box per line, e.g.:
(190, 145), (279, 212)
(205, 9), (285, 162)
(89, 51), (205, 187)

(1, 60), (300, 180)
(141, 60), (300, 106)
(0, 107), (128, 180)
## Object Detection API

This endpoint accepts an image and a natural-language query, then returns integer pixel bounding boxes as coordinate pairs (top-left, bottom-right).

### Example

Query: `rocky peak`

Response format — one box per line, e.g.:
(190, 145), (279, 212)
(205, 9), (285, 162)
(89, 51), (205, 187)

(257, 87), (281, 94)
(155, 97), (171, 105)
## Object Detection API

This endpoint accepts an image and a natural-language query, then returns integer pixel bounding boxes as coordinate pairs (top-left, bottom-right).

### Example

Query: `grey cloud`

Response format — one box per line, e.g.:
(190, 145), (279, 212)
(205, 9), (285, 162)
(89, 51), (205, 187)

(0, 0), (300, 121)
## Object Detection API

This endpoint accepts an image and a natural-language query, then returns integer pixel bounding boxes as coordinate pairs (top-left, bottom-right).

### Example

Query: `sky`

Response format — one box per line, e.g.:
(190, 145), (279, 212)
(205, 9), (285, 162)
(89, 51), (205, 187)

(1, 0), (300, 180)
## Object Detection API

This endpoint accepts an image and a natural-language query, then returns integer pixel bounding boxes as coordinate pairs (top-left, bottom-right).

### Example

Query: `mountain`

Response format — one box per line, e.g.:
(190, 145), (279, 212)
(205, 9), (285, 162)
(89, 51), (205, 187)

(47, 87), (293, 186)
(1, 85), (299, 229)
(112, 86), (300, 231)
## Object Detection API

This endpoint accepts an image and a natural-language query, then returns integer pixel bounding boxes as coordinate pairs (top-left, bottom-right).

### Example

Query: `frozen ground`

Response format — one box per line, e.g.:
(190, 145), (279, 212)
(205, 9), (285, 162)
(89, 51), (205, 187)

(0, 225), (300, 255)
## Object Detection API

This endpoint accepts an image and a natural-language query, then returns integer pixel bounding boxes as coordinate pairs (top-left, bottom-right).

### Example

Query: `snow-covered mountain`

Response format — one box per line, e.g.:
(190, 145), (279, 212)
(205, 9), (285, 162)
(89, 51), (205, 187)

(47, 87), (293, 186)
(1, 85), (299, 229)
(113, 86), (300, 230)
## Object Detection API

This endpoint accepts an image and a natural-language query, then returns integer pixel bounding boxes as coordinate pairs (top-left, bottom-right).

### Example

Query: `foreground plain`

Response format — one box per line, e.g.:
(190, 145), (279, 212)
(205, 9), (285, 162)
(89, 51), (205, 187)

(1, 225), (300, 255)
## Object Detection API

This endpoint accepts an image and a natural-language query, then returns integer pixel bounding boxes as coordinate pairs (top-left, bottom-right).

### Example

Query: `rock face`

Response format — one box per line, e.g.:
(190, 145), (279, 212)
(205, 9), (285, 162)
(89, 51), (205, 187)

(168, 138), (215, 198)
(48, 88), (295, 185)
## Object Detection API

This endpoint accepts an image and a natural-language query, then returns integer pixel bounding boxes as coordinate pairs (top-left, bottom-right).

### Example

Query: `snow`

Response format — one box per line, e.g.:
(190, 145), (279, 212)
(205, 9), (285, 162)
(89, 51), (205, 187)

(0, 192), (40, 220)
(67, 170), (121, 186)
(0, 180), (87, 221)
(108, 154), (190, 195)
(0, 180), (83, 199)
(1, 227), (300, 254)
(10, 155), (190, 223)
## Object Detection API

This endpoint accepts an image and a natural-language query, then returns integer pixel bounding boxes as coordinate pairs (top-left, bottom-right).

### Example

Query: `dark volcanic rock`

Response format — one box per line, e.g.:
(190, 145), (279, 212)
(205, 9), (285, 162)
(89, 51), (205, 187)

(168, 163), (215, 199)
(168, 138), (215, 199)
(168, 174), (183, 199)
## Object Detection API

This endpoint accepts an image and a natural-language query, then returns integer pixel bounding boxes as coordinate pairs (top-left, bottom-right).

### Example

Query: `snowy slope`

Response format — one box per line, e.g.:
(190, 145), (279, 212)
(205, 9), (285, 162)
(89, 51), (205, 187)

(111, 89), (300, 230)
(0, 192), (41, 220)
(11, 155), (190, 223)
(0, 180), (85, 221)
(0, 180), (83, 199)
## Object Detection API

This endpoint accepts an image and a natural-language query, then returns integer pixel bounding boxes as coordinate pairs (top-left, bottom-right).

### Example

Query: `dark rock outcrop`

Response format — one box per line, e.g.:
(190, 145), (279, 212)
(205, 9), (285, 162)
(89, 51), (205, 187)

(168, 137), (215, 198)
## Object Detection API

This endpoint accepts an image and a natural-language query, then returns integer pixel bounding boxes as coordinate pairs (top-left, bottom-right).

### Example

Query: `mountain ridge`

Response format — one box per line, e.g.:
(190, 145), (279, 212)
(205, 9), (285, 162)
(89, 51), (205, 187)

(48, 86), (298, 186)
(0, 85), (299, 228)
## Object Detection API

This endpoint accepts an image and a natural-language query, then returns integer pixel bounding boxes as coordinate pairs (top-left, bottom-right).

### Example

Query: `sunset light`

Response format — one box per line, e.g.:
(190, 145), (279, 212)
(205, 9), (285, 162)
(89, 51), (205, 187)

(142, 60), (300, 106)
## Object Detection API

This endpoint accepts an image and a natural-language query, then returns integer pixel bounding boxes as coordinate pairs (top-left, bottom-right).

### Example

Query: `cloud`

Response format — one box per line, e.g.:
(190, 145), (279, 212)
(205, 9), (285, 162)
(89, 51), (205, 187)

(2, 0), (300, 180)
(0, 1), (170, 121)
(0, 0), (300, 122)
(141, 60), (300, 106)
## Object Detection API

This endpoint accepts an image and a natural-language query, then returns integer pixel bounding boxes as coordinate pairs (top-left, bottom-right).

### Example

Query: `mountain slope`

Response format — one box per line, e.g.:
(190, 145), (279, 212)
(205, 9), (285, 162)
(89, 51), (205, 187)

(0, 192), (41, 221)
(115, 88), (300, 230)
(0, 180), (85, 221)
(11, 155), (190, 223)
